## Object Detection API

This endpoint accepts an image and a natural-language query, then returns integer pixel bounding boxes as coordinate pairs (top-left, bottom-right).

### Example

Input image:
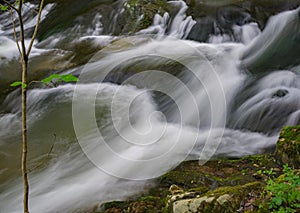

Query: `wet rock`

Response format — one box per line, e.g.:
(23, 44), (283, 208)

(272, 89), (289, 98)
(36, 0), (175, 41)
(187, 17), (215, 42)
(186, 0), (300, 43)
(38, 0), (122, 40)
(241, 6), (300, 73)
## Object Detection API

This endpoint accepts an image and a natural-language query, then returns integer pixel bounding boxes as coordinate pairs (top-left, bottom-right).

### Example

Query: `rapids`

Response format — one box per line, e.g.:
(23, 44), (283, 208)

(0, 0), (299, 212)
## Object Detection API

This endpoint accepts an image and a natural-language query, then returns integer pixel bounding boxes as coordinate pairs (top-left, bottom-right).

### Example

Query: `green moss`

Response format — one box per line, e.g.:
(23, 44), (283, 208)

(160, 159), (267, 192)
(199, 182), (264, 212)
(275, 126), (300, 168)
(208, 182), (264, 197)
(278, 125), (300, 141)
(160, 170), (209, 189)
(187, 186), (209, 194)
(242, 154), (275, 166)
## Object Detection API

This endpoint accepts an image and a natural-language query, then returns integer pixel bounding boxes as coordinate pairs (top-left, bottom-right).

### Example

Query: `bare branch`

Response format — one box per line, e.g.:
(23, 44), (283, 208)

(26, 0), (45, 56)
(28, 142), (55, 173)
(2, 0), (18, 12)
(9, 9), (22, 57)
(16, 2), (26, 62)
(27, 80), (54, 88)
(18, 0), (22, 13)
(27, 80), (41, 86)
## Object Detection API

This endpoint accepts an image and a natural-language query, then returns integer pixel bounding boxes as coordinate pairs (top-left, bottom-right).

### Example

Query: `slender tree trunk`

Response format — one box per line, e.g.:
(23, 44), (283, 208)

(17, 1), (30, 211)
(3, 1), (45, 212)
(21, 58), (29, 213)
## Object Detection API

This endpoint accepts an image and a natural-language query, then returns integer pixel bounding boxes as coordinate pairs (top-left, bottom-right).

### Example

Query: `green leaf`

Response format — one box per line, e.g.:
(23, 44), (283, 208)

(272, 197), (283, 206)
(41, 74), (78, 84)
(0, 5), (8, 11)
(41, 74), (61, 83)
(10, 81), (22, 86)
(10, 81), (27, 88)
(60, 74), (78, 82)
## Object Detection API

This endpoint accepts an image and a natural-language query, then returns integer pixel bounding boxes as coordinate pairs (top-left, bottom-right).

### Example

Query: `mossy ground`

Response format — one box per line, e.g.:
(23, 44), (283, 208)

(94, 126), (299, 213)
(94, 156), (281, 213)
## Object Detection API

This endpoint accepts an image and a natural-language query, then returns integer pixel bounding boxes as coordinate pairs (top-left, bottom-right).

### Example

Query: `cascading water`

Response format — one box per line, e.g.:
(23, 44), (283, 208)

(0, 0), (299, 212)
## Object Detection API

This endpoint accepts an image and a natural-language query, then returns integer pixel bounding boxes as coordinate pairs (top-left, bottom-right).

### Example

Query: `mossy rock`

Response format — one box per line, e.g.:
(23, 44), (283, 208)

(275, 125), (300, 168)
(159, 159), (267, 191)
(171, 182), (264, 213)
(117, 0), (171, 34)
(127, 196), (165, 213)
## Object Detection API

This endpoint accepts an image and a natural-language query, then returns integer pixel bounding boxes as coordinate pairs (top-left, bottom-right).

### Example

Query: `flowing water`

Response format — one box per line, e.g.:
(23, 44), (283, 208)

(0, 0), (300, 212)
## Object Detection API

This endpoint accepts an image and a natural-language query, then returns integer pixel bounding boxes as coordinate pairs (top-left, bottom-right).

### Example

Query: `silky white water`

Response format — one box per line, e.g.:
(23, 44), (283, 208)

(0, 1), (299, 212)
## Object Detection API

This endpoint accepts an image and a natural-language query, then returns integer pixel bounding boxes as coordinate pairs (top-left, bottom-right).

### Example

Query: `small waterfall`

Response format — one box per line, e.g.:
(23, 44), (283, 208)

(137, 0), (196, 39)
(241, 7), (300, 73)
(229, 70), (300, 133)
(208, 22), (261, 44)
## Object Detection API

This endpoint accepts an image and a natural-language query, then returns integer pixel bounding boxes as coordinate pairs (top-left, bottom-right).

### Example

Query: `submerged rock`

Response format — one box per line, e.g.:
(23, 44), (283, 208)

(272, 89), (289, 98)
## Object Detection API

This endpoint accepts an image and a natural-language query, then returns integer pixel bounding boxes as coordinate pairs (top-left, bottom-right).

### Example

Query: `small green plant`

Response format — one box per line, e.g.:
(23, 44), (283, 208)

(257, 168), (276, 176)
(0, 5), (8, 10)
(260, 164), (300, 213)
